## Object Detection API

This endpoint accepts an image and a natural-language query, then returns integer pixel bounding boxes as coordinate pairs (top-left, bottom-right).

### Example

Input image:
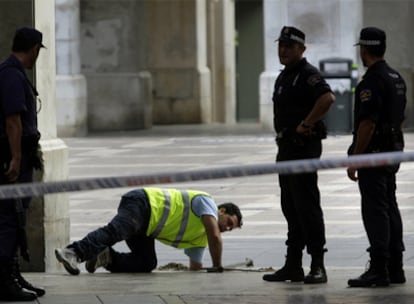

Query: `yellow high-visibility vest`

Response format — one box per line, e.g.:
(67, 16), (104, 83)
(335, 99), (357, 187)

(144, 188), (213, 248)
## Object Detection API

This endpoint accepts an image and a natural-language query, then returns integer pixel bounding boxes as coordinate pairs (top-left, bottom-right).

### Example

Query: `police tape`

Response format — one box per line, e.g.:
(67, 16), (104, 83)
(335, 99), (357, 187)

(0, 151), (414, 200)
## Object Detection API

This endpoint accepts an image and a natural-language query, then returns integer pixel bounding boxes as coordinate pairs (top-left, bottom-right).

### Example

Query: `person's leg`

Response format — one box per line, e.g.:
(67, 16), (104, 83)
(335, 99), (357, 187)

(290, 171), (327, 284)
(0, 201), (37, 301)
(108, 234), (157, 273)
(263, 174), (305, 282)
(56, 192), (151, 275)
(348, 168), (390, 287)
(386, 168), (405, 283)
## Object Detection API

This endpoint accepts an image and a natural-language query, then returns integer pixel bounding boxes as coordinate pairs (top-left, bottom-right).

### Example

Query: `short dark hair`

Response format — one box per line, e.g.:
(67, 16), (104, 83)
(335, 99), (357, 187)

(218, 202), (243, 228)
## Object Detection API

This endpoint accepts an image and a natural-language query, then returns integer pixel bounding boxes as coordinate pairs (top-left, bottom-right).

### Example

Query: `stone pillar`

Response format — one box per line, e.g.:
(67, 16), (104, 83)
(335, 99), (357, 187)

(259, 0), (287, 129)
(56, 0), (88, 136)
(362, 0), (414, 130)
(80, 0), (152, 131)
(28, 0), (70, 272)
(206, 0), (236, 124)
(146, 0), (211, 124)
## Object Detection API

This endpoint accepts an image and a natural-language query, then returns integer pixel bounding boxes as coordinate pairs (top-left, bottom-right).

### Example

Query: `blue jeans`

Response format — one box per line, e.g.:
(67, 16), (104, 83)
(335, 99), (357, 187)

(71, 189), (157, 272)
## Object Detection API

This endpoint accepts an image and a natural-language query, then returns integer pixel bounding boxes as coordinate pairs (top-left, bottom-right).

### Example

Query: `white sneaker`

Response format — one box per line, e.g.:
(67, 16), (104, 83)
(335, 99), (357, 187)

(55, 248), (80, 275)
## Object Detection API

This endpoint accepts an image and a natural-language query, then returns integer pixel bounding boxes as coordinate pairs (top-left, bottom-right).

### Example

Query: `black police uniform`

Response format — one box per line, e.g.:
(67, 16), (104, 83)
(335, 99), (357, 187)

(0, 54), (42, 297)
(273, 58), (331, 256)
(352, 60), (406, 261)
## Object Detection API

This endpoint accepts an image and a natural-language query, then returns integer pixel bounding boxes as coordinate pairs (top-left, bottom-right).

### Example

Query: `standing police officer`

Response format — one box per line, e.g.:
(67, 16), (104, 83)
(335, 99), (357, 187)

(263, 26), (335, 284)
(347, 27), (407, 287)
(0, 27), (45, 301)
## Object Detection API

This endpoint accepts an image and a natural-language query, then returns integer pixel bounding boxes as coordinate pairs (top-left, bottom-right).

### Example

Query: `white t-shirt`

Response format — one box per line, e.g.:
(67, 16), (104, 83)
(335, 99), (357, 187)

(184, 195), (218, 263)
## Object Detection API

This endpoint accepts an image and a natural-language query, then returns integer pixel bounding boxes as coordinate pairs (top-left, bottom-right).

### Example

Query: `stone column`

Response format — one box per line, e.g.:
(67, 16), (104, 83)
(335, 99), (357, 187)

(206, 0), (236, 124)
(28, 0), (70, 272)
(259, 0), (287, 129)
(146, 0), (211, 124)
(56, 0), (88, 136)
(80, 0), (152, 131)
(362, 0), (414, 129)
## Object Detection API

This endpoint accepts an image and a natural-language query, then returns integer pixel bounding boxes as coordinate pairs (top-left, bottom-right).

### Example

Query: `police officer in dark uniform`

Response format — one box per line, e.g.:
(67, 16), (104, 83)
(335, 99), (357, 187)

(262, 26), (335, 284)
(0, 27), (45, 301)
(347, 27), (406, 288)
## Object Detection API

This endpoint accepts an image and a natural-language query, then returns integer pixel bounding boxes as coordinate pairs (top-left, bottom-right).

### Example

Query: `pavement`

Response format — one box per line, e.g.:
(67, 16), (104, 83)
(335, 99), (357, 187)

(14, 124), (414, 303)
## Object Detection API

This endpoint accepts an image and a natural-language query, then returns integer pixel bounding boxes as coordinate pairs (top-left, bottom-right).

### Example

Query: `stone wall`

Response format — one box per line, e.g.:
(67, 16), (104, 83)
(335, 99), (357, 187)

(80, 0), (152, 131)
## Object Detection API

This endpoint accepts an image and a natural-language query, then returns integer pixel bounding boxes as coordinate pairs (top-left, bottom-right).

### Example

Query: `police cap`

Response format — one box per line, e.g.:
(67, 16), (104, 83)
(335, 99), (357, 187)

(12, 27), (46, 52)
(276, 26), (305, 45)
(354, 27), (386, 47)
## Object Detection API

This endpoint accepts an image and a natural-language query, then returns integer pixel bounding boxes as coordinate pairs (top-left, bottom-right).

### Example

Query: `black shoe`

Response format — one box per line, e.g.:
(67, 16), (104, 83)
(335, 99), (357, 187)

(389, 268), (406, 284)
(304, 266), (327, 284)
(263, 265), (304, 282)
(17, 274), (46, 297)
(12, 258), (46, 297)
(348, 268), (390, 287)
(0, 278), (37, 302)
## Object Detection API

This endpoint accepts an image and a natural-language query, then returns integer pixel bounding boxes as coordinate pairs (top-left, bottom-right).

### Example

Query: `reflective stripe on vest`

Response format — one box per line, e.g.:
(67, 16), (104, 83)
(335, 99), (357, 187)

(145, 188), (210, 249)
(149, 189), (191, 247)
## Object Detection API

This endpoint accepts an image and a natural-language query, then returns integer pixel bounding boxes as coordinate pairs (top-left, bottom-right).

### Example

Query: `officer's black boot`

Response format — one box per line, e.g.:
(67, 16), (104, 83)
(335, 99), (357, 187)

(0, 260), (37, 301)
(263, 248), (304, 282)
(304, 251), (327, 284)
(388, 252), (406, 284)
(348, 256), (390, 287)
(12, 257), (46, 297)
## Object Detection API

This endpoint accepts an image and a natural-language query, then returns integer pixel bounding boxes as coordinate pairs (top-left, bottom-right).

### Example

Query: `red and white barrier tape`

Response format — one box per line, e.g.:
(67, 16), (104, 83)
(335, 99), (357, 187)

(1, 151), (414, 199)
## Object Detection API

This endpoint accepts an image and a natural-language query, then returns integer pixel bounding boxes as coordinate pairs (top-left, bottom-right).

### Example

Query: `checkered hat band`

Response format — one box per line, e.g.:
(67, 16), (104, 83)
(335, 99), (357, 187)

(291, 34), (305, 44)
(359, 39), (381, 45)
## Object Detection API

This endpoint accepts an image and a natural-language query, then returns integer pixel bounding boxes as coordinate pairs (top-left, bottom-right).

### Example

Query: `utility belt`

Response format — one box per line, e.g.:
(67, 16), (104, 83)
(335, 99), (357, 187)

(348, 124), (404, 155)
(369, 124), (404, 153)
(276, 121), (327, 146)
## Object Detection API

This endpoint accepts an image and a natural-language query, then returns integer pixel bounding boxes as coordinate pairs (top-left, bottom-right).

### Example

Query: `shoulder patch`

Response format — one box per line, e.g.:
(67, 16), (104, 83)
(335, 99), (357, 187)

(307, 74), (322, 86)
(359, 89), (372, 102)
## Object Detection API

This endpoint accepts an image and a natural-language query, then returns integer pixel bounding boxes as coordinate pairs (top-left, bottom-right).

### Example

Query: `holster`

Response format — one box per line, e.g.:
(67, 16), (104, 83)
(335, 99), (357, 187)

(276, 121), (327, 146)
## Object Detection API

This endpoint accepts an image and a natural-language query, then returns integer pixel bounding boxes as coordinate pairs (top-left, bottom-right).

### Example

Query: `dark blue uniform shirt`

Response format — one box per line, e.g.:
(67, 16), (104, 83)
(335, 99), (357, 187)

(353, 60), (406, 152)
(273, 58), (332, 133)
(0, 55), (39, 138)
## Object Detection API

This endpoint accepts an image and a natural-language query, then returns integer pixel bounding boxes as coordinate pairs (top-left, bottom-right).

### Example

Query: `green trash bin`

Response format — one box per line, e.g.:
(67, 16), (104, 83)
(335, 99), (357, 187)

(319, 58), (358, 134)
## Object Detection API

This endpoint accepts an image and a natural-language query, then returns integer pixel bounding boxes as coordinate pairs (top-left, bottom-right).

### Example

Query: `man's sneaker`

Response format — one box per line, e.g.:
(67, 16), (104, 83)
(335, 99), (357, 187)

(55, 248), (81, 275)
(85, 247), (112, 273)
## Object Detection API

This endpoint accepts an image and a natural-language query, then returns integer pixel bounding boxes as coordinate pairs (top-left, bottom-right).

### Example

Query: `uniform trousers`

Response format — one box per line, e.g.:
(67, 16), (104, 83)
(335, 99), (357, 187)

(0, 154), (33, 264)
(357, 165), (405, 258)
(277, 139), (326, 254)
(70, 189), (157, 272)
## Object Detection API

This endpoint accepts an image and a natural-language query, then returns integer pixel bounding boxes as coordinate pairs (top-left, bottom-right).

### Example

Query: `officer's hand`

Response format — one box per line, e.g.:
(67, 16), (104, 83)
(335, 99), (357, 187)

(296, 122), (313, 136)
(5, 159), (20, 182)
(347, 167), (358, 182)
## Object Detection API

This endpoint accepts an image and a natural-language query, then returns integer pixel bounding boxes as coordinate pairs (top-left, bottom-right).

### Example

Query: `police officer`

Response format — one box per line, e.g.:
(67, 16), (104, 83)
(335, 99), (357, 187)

(262, 26), (335, 284)
(347, 27), (406, 287)
(0, 27), (45, 301)
(55, 187), (243, 275)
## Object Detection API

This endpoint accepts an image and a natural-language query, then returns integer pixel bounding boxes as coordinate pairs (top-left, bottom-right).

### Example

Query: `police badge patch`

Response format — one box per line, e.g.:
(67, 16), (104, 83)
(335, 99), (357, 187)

(307, 74), (321, 86)
(360, 89), (372, 102)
